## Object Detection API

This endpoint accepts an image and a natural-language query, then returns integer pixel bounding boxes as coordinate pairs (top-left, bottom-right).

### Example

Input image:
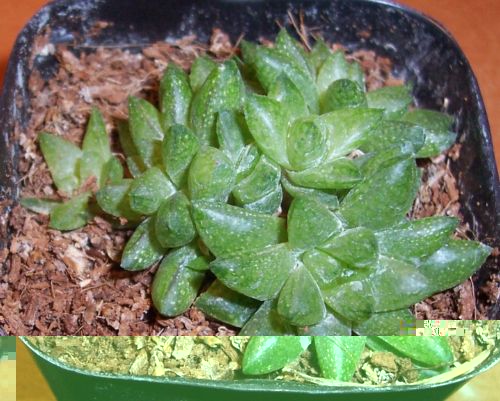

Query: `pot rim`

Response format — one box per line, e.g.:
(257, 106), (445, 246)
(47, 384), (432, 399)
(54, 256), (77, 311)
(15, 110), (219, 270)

(20, 336), (500, 395)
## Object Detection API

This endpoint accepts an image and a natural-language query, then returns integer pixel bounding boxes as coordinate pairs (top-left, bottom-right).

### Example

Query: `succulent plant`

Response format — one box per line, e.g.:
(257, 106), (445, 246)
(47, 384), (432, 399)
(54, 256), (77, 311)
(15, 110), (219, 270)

(242, 335), (455, 382)
(23, 29), (491, 334)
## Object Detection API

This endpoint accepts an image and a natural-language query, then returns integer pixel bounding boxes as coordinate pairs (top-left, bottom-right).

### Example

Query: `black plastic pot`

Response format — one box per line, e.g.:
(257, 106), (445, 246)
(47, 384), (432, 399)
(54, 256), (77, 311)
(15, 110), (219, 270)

(21, 336), (500, 401)
(0, 0), (499, 322)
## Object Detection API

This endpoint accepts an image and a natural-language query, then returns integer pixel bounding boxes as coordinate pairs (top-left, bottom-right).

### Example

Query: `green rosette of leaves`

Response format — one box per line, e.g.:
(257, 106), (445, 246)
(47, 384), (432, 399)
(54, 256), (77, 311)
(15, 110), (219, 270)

(242, 335), (455, 382)
(23, 29), (491, 333)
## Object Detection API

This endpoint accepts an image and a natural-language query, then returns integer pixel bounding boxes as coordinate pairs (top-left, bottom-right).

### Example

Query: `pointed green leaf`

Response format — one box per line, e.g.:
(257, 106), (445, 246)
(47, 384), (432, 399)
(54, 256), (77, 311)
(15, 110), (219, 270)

(161, 124), (199, 187)
(129, 167), (176, 215)
(370, 336), (453, 367)
(302, 248), (343, 290)
(159, 64), (192, 130)
(418, 239), (492, 296)
(195, 280), (261, 328)
(151, 245), (205, 316)
(128, 96), (163, 168)
(276, 29), (314, 77)
(96, 179), (141, 221)
(309, 39), (332, 71)
(235, 144), (260, 182)
(314, 336), (366, 381)
(297, 308), (351, 336)
(281, 176), (339, 209)
(319, 108), (383, 159)
(320, 79), (367, 113)
(21, 197), (60, 215)
(240, 299), (295, 335)
(191, 201), (286, 257)
(188, 146), (236, 202)
(323, 278), (374, 322)
(117, 120), (146, 177)
(288, 197), (343, 250)
(268, 73), (309, 121)
(155, 192), (196, 248)
(233, 155), (281, 205)
(375, 216), (459, 262)
(244, 94), (291, 168)
(366, 85), (412, 118)
(190, 60), (244, 145)
(216, 110), (248, 163)
(319, 227), (378, 269)
(242, 336), (311, 375)
(278, 263), (326, 326)
(189, 55), (216, 92)
(243, 186), (283, 215)
(401, 109), (456, 157)
(49, 192), (91, 231)
(287, 117), (327, 170)
(121, 217), (165, 271)
(287, 157), (361, 190)
(360, 120), (425, 155)
(101, 156), (124, 185)
(317, 51), (364, 95)
(210, 244), (294, 301)
(39, 132), (82, 194)
(353, 309), (414, 336)
(339, 158), (421, 229)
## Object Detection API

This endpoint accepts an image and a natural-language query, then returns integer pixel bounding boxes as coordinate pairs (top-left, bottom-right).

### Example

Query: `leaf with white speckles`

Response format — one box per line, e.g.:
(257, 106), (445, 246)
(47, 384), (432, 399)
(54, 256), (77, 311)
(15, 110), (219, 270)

(159, 64), (192, 130)
(239, 300), (295, 335)
(155, 192), (196, 248)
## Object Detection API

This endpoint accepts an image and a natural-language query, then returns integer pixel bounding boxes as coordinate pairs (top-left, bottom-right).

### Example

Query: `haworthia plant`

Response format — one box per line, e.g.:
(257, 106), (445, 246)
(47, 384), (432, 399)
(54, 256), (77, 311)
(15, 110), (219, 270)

(242, 335), (455, 381)
(23, 29), (491, 334)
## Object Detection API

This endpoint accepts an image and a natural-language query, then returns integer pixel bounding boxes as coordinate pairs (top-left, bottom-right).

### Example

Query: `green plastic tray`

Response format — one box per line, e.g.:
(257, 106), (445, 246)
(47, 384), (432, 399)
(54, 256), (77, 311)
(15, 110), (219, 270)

(22, 337), (500, 401)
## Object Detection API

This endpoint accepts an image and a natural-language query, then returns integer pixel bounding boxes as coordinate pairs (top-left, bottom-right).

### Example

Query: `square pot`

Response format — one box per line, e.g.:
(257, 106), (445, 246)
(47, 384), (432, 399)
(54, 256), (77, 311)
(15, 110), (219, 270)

(0, 0), (499, 330)
(20, 336), (500, 401)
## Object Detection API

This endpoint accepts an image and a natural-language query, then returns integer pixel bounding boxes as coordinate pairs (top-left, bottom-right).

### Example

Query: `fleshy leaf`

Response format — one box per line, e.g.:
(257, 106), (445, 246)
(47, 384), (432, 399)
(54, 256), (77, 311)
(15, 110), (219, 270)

(216, 110), (248, 163)
(188, 146), (236, 202)
(39, 132), (82, 194)
(288, 197), (343, 251)
(281, 176), (339, 209)
(242, 336), (311, 375)
(319, 227), (378, 269)
(129, 167), (177, 215)
(360, 120), (425, 156)
(80, 108), (112, 187)
(128, 96), (163, 168)
(96, 179), (141, 221)
(277, 263), (326, 326)
(314, 336), (366, 381)
(233, 155), (281, 205)
(240, 300), (295, 335)
(244, 94), (291, 168)
(155, 192), (196, 248)
(117, 120), (146, 177)
(297, 308), (351, 336)
(287, 157), (362, 190)
(210, 244), (294, 301)
(302, 248), (343, 289)
(189, 55), (216, 92)
(235, 144), (260, 182)
(101, 156), (124, 185)
(369, 337), (453, 367)
(151, 245), (205, 316)
(49, 192), (91, 231)
(286, 117), (327, 171)
(320, 79), (367, 113)
(159, 64), (192, 130)
(366, 85), (412, 118)
(323, 278), (374, 322)
(190, 60), (244, 145)
(191, 201), (286, 257)
(401, 109), (456, 158)
(243, 185), (283, 215)
(375, 216), (459, 262)
(275, 29), (314, 77)
(162, 124), (199, 187)
(268, 73), (309, 121)
(252, 46), (319, 112)
(319, 108), (383, 159)
(353, 309), (414, 336)
(195, 280), (261, 328)
(121, 217), (165, 271)
(417, 239), (492, 296)
(339, 158), (420, 229)
(317, 51), (364, 95)
(21, 198), (60, 215)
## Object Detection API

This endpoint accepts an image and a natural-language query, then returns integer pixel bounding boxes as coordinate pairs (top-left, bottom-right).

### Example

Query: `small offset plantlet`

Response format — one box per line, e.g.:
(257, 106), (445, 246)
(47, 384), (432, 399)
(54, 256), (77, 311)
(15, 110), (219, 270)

(242, 335), (455, 382)
(23, 29), (492, 334)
